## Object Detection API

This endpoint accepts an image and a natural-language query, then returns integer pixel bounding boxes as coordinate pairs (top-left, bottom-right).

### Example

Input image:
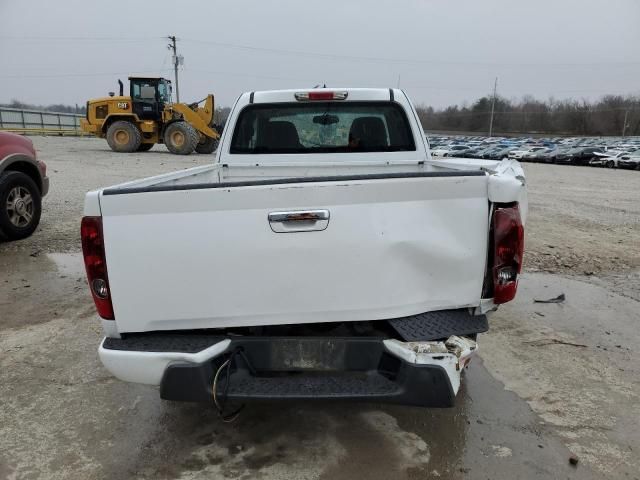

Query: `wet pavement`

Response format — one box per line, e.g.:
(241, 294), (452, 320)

(0, 252), (91, 330)
(3, 251), (638, 479)
(482, 272), (640, 477)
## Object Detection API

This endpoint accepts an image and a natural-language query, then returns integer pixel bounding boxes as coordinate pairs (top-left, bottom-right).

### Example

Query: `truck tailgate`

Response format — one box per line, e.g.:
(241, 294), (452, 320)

(99, 172), (489, 333)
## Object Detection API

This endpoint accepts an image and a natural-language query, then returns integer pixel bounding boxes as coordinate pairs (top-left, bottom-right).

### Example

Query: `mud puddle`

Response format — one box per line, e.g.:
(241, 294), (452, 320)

(0, 251), (92, 329)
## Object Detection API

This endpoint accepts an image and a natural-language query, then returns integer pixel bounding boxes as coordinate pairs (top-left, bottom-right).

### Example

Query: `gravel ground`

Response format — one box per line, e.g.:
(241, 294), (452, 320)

(4, 137), (640, 280)
(0, 137), (207, 254)
(1, 137), (639, 479)
(523, 162), (640, 277)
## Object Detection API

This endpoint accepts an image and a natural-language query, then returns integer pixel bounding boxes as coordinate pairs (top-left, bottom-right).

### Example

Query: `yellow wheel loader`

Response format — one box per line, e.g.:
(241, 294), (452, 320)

(81, 77), (220, 155)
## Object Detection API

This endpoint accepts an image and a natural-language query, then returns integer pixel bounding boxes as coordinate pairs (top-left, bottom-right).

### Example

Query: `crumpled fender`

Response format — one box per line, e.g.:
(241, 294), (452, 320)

(488, 159), (528, 224)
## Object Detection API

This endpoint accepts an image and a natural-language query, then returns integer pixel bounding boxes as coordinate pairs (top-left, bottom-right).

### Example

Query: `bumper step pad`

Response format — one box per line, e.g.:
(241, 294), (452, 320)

(388, 309), (488, 341)
(103, 333), (225, 353)
(159, 337), (456, 406)
(226, 372), (398, 398)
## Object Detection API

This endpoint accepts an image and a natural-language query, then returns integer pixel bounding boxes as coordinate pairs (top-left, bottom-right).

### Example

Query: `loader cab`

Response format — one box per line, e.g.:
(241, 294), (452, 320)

(129, 77), (172, 121)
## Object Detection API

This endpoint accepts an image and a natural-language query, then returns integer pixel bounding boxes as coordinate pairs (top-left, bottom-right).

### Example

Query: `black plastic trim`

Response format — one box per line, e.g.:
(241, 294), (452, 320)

(389, 309), (488, 341)
(159, 337), (456, 406)
(389, 88), (394, 101)
(249, 91), (254, 104)
(102, 170), (486, 195)
(103, 333), (225, 353)
(104, 308), (489, 354)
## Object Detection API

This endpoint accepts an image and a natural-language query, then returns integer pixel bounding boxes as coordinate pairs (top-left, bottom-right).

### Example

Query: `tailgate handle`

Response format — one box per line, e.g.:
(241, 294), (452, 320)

(268, 210), (330, 233)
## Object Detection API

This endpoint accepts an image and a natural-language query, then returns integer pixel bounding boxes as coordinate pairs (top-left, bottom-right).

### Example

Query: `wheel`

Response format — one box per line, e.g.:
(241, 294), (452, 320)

(164, 122), (198, 155)
(137, 143), (154, 152)
(0, 171), (42, 241)
(606, 160), (614, 168)
(106, 121), (142, 153)
(195, 135), (219, 154)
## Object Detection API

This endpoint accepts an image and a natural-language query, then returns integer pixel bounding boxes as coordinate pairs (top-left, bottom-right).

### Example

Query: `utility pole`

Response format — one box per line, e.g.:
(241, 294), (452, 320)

(622, 110), (629, 138)
(167, 36), (183, 103)
(488, 77), (498, 137)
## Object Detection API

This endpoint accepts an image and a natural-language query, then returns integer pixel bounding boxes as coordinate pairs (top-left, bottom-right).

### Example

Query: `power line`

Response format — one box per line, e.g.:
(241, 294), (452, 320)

(403, 84), (486, 92)
(2, 34), (639, 67)
(425, 107), (636, 116)
(0, 35), (162, 41)
(1, 34), (639, 103)
(0, 35), (640, 68)
(0, 69), (172, 79)
(180, 37), (640, 68)
(185, 67), (316, 83)
(403, 84), (640, 95)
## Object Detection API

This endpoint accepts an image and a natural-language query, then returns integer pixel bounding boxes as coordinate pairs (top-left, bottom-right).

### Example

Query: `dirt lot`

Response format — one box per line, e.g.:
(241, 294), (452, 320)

(1, 137), (639, 479)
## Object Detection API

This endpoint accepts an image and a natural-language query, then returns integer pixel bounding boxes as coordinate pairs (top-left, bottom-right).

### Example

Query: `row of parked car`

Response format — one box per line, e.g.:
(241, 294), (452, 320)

(428, 135), (640, 169)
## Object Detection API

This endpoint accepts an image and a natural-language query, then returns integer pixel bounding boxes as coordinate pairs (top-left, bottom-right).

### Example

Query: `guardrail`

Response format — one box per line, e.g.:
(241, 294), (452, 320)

(0, 107), (87, 136)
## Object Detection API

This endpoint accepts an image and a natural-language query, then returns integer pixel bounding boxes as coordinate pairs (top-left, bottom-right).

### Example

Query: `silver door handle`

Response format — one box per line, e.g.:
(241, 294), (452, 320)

(268, 210), (330, 232)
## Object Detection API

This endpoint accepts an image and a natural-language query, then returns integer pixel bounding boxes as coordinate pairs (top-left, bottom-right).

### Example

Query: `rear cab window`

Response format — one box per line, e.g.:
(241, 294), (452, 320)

(230, 102), (416, 154)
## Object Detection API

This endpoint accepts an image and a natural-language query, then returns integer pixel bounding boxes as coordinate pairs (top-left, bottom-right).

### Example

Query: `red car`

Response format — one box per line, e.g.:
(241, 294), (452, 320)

(0, 132), (49, 240)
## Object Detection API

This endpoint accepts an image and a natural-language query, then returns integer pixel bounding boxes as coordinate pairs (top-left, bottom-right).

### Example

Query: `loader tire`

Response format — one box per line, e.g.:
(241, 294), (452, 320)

(137, 143), (154, 152)
(164, 122), (198, 155)
(106, 121), (142, 153)
(195, 135), (219, 154)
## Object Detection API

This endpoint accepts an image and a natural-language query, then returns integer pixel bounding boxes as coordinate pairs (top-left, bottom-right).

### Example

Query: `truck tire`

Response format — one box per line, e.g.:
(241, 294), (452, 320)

(195, 135), (219, 154)
(106, 121), (142, 153)
(0, 171), (42, 241)
(164, 122), (198, 155)
(137, 143), (154, 152)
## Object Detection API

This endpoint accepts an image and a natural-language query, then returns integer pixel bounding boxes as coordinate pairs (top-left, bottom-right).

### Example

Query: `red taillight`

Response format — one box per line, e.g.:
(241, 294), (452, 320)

(294, 91), (348, 101)
(81, 216), (114, 319)
(492, 204), (524, 304)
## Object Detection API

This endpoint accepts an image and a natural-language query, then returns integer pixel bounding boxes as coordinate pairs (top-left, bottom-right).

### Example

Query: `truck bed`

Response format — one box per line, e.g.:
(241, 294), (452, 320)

(101, 158), (504, 194)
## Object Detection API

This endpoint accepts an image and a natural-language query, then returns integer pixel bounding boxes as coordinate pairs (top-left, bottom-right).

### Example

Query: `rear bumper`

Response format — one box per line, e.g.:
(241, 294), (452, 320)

(618, 161), (639, 169)
(99, 334), (477, 407)
(98, 337), (231, 385)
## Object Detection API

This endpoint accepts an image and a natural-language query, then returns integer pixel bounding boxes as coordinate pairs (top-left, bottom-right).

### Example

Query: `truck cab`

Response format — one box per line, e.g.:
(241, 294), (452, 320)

(129, 77), (172, 121)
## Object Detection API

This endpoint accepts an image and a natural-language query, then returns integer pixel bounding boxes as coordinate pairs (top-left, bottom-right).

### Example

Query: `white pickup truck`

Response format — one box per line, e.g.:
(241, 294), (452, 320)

(81, 88), (526, 410)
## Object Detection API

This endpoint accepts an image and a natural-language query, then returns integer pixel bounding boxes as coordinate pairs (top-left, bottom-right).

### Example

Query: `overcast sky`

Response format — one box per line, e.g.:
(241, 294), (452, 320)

(1, 0), (639, 109)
